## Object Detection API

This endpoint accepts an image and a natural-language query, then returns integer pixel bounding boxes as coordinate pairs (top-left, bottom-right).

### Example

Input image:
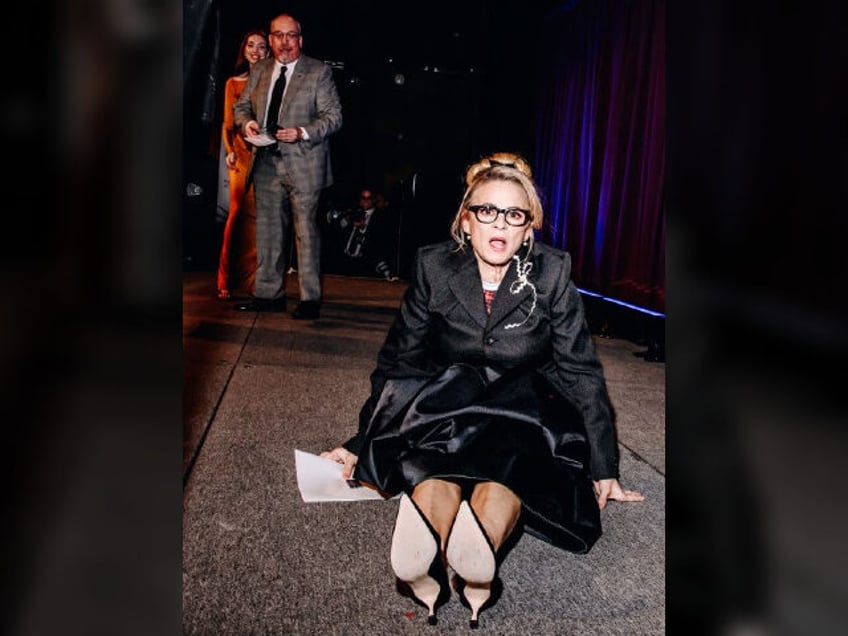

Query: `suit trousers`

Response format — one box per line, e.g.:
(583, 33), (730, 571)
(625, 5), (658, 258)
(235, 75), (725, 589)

(252, 150), (322, 302)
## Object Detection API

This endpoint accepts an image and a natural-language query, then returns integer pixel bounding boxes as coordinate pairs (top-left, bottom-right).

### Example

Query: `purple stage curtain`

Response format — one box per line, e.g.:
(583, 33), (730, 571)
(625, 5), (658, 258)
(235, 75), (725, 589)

(534, 0), (665, 313)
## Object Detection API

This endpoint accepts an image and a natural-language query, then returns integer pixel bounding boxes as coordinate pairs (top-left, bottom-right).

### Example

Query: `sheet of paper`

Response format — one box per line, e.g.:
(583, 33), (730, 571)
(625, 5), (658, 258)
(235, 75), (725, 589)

(244, 133), (277, 147)
(294, 449), (389, 502)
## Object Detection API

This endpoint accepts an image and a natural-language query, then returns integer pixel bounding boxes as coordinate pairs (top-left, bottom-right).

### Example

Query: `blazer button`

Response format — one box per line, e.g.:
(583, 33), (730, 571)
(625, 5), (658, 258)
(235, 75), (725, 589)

(485, 336), (496, 345)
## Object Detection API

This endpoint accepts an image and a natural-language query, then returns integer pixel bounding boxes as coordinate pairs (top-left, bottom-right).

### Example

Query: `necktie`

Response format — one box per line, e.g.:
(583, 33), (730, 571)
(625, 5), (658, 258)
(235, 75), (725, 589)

(265, 65), (287, 133)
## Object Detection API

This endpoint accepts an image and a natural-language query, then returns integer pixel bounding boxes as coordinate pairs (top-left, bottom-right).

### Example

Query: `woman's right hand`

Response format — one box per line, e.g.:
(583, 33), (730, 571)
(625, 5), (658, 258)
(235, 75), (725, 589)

(320, 447), (358, 479)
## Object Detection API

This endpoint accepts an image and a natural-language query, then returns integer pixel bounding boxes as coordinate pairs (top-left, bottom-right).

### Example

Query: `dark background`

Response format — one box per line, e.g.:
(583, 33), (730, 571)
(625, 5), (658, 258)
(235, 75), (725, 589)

(3, 1), (846, 635)
(184, 0), (561, 277)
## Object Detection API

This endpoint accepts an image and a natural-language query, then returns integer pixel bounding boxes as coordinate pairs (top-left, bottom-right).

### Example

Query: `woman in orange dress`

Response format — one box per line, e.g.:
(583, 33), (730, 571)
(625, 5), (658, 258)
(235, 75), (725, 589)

(216, 30), (269, 300)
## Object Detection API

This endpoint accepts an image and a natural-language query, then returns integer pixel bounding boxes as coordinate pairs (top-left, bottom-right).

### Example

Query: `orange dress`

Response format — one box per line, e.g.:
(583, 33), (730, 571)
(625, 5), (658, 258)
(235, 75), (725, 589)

(217, 75), (257, 295)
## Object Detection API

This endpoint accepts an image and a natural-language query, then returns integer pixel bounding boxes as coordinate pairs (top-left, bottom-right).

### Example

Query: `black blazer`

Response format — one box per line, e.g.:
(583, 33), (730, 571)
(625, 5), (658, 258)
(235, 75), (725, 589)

(345, 240), (620, 480)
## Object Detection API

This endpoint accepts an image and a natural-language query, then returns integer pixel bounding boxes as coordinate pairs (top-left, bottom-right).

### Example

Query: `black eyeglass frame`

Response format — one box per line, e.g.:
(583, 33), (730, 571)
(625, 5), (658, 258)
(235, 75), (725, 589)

(270, 31), (301, 40)
(465, 204), (532, 227)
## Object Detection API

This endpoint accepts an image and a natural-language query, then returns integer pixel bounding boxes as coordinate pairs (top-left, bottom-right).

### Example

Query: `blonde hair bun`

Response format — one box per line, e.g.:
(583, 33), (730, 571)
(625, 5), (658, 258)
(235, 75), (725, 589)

(465, 152), (533, 186)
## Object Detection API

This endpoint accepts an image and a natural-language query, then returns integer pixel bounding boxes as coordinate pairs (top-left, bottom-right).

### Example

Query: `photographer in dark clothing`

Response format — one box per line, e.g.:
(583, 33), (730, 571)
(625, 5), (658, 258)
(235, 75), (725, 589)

(326, 188), (398, 280)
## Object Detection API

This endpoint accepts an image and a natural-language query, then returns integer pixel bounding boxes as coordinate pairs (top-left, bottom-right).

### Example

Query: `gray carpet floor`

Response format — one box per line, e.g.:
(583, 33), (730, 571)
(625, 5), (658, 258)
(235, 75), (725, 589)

(183, 271), (665, 635)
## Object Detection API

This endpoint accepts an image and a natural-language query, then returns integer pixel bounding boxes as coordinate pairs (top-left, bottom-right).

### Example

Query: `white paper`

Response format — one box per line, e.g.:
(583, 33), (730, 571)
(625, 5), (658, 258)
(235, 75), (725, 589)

(294, 449), (389, 502)
(244, 133), (277, 147)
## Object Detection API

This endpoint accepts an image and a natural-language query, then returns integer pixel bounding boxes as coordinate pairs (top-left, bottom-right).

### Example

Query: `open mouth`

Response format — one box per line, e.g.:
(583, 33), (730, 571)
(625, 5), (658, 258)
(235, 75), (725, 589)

(489, 237), (507, 251)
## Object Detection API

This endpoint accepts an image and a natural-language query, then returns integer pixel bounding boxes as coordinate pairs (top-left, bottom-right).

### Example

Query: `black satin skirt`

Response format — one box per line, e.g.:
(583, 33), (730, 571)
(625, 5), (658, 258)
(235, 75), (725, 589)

(353, 363), (602, 553)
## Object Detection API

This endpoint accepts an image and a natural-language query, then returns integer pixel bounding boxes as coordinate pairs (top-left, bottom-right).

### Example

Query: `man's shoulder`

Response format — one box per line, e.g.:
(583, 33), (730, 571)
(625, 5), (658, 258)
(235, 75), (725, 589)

(254, 57), (274, 73)
(297, 55), (329, 71)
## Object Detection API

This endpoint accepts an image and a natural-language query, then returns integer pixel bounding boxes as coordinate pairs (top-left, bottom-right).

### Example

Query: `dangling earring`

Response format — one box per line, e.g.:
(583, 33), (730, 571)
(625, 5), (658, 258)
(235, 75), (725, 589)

(464, 232), (471, 244)
(522, 238), (529, 247)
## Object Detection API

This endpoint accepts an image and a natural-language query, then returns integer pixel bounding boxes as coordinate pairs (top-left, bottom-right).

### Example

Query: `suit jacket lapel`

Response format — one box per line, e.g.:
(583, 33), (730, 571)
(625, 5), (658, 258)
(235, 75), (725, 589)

(487, 253), (538, 330)
(280, 57), (306, 117)
(445, 247), (539, 330)
(256, 61), (274, 128)
(447, 255), (488, 329)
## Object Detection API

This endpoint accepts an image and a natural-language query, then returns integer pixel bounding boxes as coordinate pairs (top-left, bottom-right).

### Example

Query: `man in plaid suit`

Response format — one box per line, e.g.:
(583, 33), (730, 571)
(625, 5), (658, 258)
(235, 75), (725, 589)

(233, 13), (342, 319)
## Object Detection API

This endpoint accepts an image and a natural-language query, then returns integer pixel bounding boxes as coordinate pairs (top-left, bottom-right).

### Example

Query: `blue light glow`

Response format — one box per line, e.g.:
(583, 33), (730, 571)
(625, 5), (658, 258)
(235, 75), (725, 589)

(577, 287), (665, 318)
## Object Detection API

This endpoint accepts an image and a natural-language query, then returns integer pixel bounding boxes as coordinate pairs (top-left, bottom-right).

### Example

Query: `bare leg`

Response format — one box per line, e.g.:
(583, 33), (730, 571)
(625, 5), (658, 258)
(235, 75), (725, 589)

(468, 481), (521, 553)
(411, 478), (463, 552)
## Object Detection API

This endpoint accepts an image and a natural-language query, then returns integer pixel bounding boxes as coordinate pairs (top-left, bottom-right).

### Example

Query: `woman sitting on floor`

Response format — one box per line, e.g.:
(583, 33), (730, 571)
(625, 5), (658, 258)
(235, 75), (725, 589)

(322, 151), (644, 627)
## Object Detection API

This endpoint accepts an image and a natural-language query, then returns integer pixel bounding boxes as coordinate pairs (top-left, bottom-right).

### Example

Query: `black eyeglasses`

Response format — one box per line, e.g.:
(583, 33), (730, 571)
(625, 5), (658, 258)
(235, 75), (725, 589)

(466, 204), (531, 227)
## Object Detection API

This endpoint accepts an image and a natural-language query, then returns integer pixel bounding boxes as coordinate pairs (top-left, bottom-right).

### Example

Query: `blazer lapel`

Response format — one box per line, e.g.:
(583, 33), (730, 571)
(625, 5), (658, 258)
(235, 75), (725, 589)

(280, 58), (306, 117)
(487, 253), (538, 330)
(447, 256), (489, 329)
(256, 61), (274, 128)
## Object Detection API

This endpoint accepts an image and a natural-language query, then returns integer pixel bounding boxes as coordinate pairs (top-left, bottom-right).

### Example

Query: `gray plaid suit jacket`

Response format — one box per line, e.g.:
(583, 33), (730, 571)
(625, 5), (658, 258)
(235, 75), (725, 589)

(233, 54), (343, 192)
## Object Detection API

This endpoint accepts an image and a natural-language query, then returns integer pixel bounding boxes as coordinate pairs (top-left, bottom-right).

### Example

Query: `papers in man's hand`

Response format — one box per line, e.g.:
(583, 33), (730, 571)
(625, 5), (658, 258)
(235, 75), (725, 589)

(244, 133), (277, 147)
(294, 449), (388, 502)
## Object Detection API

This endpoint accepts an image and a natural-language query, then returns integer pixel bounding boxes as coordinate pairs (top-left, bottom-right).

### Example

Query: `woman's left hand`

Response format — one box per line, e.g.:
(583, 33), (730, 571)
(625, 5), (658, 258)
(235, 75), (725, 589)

(320, 446), (358, 479)
(593, 478), (645, 510)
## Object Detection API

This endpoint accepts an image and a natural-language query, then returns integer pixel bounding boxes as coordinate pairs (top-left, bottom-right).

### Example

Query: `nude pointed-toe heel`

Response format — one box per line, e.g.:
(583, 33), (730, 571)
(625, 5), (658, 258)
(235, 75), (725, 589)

(390, 493), (449, 625)
(446, 500), (498, 628)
